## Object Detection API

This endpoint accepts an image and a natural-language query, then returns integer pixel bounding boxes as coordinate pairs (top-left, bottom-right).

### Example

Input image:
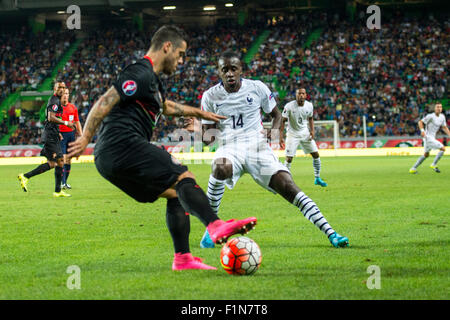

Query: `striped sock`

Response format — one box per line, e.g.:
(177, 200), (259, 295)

(207, 175), (225, 214)
(432, 151), (444, 166)
(412, 155), (426, 169)
(292, 191), (335, 238)
(313, 158), (321, 178)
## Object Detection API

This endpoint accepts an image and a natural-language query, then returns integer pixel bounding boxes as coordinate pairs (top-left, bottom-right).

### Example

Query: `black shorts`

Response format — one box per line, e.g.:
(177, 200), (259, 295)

(60, 131), (76, 154)
(40, 135), (63, 162)
(95, 137), (188, 203)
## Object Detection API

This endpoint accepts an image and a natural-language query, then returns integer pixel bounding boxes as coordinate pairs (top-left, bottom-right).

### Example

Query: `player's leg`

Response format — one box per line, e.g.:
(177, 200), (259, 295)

(410, 152), (429, 173)
(53, 157), (70, 197)
(410, 138), (431, 173)
(269, 171), (348, 247)
(162, 192), (216, 270)
(18, 142), (56, 191)
(284, 133), (298, 170)
(199, 158), (232, 248)
(310, 151), (327, 187)
(430, 144), (445, 173)
(63, 155), (73, 188)
(208, 158), (232, 214)
(62, 131), (75, 188)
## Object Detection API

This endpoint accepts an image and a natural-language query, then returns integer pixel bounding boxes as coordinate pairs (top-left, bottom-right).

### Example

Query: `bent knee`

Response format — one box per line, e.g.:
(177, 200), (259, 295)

(212, 158), (233, 180)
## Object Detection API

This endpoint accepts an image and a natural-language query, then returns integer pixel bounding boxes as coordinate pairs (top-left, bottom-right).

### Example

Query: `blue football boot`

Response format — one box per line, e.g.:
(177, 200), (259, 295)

(200, 229), (215, 248)
(329, 232), (349, 248)
(314, 177), (328, 187)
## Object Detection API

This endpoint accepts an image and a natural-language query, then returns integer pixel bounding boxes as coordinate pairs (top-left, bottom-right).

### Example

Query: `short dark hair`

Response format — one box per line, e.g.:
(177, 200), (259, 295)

(150, 25), (187, 51)
(219, 50), (241, 61)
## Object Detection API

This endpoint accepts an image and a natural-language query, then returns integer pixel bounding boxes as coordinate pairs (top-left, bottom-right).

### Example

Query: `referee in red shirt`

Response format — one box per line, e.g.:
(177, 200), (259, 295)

(59, 88), (82, 189)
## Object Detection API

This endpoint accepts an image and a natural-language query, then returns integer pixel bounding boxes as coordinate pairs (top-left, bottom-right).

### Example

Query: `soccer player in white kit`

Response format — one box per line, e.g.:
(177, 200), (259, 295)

(197, 50), (348, 249)
(280, 88), (327, 187)
(410, 103), (449, 173)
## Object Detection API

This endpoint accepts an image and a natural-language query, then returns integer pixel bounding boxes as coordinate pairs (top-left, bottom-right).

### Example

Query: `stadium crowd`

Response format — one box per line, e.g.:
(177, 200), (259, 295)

(0, 26), (75, 104)
(1, 11), (449, 145)
(265, 11), (449, 137)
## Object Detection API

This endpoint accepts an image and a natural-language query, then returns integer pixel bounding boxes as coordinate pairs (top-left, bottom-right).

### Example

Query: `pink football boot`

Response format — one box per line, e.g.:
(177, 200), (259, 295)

(172, 253), (217, 271)
(207, 217), (257, 244)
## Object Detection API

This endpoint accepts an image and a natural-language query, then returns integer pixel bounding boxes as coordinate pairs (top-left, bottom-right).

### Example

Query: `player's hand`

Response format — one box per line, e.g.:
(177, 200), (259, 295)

(67, 121), (76, 129)
(68, 136), (89, 158)
(198, 110), (227, 123)
(420, 131), (426, 138)
(280, 139), (285, 150)
(59, 133), (63, 140)
(183, 117), (194, 131)
(310, 132), (315, 140)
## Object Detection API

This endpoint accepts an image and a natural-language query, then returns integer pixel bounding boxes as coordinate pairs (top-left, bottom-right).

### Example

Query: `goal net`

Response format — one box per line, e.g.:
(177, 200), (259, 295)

(313, 120), (340, 150)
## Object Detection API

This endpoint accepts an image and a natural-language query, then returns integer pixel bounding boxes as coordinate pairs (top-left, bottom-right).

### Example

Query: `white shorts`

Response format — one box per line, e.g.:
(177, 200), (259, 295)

(213, 140), (289, 193)
(285, 132), (318, 157)
(423, 136), (444, 153)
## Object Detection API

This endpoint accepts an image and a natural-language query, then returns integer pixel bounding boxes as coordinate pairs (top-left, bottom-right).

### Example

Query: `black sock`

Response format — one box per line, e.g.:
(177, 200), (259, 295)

(175, 178), (220, 227)
(24, 163), (51, 179)
(166, 198), (190, 254)
(55, 166), (63, 192)
(63, 164), (71, 184)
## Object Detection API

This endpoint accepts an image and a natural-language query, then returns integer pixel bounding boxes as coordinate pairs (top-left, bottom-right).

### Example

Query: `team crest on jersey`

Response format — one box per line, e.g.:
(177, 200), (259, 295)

(122, 80), (137, 96)
(246, 95), (254, 104)
(52, 104), (58, 112)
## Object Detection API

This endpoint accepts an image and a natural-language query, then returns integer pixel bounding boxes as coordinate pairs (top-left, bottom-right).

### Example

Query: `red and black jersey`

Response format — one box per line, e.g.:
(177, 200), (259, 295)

(44, 95), (63, 138)
(97, 56), (165, 146)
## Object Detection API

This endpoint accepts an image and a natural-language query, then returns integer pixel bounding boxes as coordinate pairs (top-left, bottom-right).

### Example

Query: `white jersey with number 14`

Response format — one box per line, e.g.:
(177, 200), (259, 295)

(201, 79), (276, 144)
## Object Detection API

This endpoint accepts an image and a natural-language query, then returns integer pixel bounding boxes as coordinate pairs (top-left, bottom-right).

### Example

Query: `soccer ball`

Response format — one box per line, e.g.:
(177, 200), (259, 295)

(220, 236), (262, 275)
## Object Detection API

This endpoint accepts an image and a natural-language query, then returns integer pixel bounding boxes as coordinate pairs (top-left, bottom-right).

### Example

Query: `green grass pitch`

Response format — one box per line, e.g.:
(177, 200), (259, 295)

(0, 156), (448, 300)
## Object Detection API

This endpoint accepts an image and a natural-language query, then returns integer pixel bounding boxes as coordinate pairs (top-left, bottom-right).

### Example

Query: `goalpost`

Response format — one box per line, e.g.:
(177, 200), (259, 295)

(313, 120), (340, 152)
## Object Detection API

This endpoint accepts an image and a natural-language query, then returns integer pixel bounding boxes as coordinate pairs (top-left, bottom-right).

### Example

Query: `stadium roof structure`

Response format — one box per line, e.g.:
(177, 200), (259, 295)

(0, 0), (446, 24)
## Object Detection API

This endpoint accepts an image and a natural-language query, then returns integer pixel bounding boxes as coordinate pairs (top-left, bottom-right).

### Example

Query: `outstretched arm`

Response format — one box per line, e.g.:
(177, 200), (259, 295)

(163, 100), (226, 122)
(67, 86), (120, 157)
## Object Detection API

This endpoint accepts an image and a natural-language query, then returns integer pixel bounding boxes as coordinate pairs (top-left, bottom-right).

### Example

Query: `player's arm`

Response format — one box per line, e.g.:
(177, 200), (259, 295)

(67, 86), (120, 157)
(268, 106), (282, 142)
(202, 123), (218, 145)
(418, 120), (426, 137)
(48, 111), (75, 129)
(75, 121), (83, 137)
(308, 117), (315, 140)
(163, 100), (226, 123)
(74, 106), (83, 136)
(280, 108), (288, 147)
(442, 124), (450, 137)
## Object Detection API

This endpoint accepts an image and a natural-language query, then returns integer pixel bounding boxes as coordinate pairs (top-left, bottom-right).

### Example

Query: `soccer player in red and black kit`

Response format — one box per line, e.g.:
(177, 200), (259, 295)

(59, 87), (82, 189)
(68, 25), (257, 270)
(18, 82), (75, 197)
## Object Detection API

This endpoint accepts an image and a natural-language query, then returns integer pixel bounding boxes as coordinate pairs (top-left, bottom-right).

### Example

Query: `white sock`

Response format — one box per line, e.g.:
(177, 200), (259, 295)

(432, 151), (444, 166)
(313, 158), (321, 178)
(412, 155), (426, 169)
(207, 174), (225, 215)
(292, 191), (335, 238)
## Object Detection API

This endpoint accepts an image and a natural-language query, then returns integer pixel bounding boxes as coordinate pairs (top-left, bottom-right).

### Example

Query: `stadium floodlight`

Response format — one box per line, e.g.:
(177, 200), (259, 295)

(163, 6), (176, 10)
(225, 3), (234, 7)
(203, 5), (216, 11)
(57, 11), (65, 14)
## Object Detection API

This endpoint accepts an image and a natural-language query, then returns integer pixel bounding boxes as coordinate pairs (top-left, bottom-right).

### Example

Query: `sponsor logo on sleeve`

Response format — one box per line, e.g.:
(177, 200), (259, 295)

(52, 104), (59, 112)
(122, 80), (138, 96)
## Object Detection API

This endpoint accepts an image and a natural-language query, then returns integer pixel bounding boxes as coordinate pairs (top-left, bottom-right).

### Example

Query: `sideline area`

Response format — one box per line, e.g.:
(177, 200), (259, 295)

(0, 147), (445, 166)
